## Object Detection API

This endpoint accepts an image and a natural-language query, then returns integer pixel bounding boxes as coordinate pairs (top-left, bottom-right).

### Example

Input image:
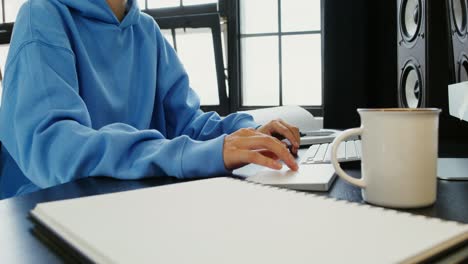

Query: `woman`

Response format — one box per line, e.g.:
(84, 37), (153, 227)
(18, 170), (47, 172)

(0, 0), (299, 199)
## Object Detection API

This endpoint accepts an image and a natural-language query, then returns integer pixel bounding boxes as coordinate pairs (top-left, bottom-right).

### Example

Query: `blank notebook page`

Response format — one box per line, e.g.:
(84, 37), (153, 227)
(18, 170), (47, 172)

(31, 177), (468, 264)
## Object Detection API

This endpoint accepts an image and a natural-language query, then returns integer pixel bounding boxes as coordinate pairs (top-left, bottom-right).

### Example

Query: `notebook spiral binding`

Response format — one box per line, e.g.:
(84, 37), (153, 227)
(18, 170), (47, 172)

(227, 177), (465, 227)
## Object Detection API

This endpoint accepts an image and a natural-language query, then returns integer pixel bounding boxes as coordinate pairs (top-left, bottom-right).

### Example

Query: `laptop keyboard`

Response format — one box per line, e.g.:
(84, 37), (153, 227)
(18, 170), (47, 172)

(300, 140), (362, 165)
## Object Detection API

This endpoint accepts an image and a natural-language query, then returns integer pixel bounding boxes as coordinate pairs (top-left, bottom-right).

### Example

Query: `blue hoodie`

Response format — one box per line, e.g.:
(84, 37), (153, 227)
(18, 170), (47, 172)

(0, 0), (257, 199)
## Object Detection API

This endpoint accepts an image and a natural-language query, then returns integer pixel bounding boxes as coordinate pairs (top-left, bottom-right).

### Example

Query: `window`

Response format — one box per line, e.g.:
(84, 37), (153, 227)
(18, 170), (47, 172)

(238, 0), (322, 110)
(142, 1), (229, 114)
(3, 0), (25, 22)
(173, 28), (219, 105)
(139, 0), (218, 9)
(155, 15), (227, 111)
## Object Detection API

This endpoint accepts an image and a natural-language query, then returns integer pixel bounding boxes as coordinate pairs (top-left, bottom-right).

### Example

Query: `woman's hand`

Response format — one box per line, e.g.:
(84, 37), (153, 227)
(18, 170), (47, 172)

(223, 127), (299, 171)
(256, 119), (300, 155)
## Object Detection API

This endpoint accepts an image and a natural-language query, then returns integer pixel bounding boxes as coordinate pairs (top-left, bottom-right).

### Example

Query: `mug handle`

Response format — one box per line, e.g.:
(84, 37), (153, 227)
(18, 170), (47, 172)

(330, 127), (366, 188)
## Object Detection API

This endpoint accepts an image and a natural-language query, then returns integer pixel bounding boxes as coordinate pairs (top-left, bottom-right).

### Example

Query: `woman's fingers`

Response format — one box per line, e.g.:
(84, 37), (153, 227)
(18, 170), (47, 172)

(257, 119), (301, 152)
(223, 130), (298, 171)
(236, 135), (297, 168)
(278, 119), (300, 147)
(240, 150), (283, 170)
(276, 120), (300, 154)
(257, 149), (280, 160)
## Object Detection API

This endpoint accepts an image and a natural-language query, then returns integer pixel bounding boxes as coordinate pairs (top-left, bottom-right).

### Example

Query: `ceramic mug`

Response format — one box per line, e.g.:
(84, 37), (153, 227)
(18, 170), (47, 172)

(330, 108), (441, 208)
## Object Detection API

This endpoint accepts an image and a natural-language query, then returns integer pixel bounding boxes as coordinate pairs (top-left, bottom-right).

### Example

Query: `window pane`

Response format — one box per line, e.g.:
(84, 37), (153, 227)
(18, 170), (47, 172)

(183, 0), (217, 6)
(241, 36), (279, 106)
(240, 0), (278, 34)
(0, 45), (8, 73)
(221, 26), (228, 70)
(281, 0), (321, 32)
(282, 34), (321, 106)
(137, 0), (146, 9)
(161, 29), (174, 48)
(221, 27), (229, 95)
(5, 0), (26, 22)
(147, 0), (180, 9)
(176, 28), (219, 105)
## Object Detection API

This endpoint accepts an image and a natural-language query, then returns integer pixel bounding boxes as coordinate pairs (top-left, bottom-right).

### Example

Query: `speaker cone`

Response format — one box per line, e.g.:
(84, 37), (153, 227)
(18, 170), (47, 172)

(400, 60), (423, 108)
(457, 54), (468, 82)
(451, 0), (468, 38)
(400, 0), (422, 43)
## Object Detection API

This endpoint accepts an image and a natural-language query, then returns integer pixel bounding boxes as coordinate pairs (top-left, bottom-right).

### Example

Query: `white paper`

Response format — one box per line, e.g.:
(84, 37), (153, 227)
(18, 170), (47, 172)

(240, 105), (321, 132)
(448, 82), (468, 122)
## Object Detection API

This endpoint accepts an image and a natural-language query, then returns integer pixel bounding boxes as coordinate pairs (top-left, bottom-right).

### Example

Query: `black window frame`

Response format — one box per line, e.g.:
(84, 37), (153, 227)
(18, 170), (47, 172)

(227, 0), (324, 116)
(0, 22), (12, 45)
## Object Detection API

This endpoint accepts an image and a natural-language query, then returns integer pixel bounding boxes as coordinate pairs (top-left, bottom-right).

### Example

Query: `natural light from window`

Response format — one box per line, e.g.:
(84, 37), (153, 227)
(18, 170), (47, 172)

(176, 28), (219, 105)
(142, 0), (222, 106)
(240, 0), (322, 107)
(162, 28), (220, 105)
(4, 0), (25, 22)
(142, 0), (217, 9)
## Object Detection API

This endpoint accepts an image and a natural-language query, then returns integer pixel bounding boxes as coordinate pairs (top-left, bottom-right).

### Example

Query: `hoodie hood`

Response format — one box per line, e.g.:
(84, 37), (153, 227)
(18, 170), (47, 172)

(57, 0), (140, 28)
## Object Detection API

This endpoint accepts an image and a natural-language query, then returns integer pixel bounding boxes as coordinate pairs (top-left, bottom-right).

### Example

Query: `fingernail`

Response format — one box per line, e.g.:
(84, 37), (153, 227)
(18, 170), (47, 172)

(291, 164), (299, 171)
(275, 162), (283, 169)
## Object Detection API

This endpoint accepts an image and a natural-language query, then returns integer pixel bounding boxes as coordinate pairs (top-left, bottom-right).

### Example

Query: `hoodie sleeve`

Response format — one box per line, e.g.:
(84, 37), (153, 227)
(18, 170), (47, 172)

(0, 40), (242, 189)
(154, 26), (258, 141)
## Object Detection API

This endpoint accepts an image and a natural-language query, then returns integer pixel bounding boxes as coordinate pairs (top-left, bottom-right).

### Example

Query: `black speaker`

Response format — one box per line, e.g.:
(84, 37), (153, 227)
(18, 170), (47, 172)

(396, 0), (468, 155)
(397, 0), (450, 109)
(397, 0), (427, 108)
(397, 0), (424, 108)
(447, 0), (468, 83)
(444, 0), (468, 155)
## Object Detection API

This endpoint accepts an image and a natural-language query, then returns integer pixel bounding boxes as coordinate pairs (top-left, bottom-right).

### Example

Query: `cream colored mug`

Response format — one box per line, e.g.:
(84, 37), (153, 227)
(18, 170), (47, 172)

(330, 108), (441, 208)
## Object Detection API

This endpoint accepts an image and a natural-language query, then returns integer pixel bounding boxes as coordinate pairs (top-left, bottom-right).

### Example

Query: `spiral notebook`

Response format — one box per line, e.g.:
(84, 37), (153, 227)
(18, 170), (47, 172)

(30, 178), (468, 264)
